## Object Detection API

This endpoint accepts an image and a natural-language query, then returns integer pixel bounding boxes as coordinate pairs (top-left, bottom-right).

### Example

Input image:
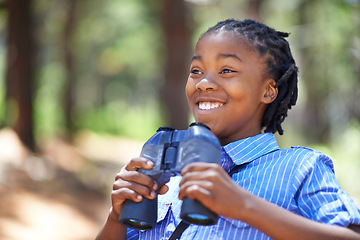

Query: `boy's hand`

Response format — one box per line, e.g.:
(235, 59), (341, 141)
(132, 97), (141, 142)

(179, 162), (251, 220)
(110, 157), (169, 221)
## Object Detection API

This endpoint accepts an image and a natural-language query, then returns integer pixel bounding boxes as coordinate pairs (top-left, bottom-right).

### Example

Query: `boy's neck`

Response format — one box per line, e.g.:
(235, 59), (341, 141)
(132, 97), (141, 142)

(219, 129), (262, 146)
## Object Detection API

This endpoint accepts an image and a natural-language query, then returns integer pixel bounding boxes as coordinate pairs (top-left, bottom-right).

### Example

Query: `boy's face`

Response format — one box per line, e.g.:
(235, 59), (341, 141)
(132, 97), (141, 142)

(186, 31), (275, 145)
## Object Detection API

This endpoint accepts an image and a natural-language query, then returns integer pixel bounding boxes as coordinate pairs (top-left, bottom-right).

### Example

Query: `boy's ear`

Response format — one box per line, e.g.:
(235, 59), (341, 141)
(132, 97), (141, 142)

(262, 79), (278, 104)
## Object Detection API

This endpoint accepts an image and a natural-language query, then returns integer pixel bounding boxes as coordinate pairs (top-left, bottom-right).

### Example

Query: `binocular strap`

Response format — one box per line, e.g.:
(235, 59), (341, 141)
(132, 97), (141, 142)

(169, 220), (190, 240)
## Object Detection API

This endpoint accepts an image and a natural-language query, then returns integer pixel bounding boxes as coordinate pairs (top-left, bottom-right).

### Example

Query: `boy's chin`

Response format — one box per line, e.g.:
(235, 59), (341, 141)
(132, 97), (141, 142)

(193, 117), (209, 127)
(196, 120), (217, 133)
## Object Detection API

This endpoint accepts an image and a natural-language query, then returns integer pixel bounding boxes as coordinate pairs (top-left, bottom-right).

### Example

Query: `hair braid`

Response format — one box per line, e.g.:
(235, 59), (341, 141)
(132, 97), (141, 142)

(202, 19), (299, 135)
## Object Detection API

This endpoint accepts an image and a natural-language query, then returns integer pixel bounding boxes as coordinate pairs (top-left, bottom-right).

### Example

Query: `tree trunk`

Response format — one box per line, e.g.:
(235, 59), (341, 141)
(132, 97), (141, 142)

(160, 0), (192, 130)
(0, 1), (7, 9)
(6, 0), (36, 151)
(298, 0), (330, 143)
(62, 0), (78, 139)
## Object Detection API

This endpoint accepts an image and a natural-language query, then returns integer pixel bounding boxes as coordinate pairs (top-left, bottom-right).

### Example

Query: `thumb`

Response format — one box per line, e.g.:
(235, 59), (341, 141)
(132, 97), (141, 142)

(158, 184), (169, 195)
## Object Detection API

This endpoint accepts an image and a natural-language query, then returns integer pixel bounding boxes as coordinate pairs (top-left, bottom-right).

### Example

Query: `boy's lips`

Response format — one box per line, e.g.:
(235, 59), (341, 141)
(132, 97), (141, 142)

(194, 96), (226, 111)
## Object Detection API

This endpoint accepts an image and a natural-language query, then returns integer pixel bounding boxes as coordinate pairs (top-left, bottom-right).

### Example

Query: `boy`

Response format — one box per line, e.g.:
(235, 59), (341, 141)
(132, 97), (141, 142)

(96, 19), (360, 239)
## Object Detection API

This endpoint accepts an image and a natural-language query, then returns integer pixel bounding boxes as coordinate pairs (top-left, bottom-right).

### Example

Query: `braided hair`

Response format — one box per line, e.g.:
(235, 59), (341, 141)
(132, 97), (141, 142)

(201, 19), (298, 135)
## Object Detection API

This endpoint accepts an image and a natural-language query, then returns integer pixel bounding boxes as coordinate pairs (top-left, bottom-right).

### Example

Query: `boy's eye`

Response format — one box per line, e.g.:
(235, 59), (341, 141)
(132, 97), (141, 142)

(190, 69), (202, 75)
(220, 68), (235, 74)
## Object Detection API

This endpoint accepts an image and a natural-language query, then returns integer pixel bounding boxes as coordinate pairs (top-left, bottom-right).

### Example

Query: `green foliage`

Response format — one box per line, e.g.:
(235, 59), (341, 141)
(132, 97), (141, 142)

(32, 0), (164, 139)
(34, 61), (66, 137)
(76, 99), (166, 141)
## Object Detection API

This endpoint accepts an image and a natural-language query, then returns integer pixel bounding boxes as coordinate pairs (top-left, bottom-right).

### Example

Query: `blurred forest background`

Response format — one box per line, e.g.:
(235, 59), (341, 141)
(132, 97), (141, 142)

(0, 0), (359, 239)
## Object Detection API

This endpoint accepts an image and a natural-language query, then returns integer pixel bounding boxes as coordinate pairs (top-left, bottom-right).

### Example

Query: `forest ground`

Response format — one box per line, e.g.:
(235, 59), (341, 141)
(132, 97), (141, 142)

(0, 128), (143, 240)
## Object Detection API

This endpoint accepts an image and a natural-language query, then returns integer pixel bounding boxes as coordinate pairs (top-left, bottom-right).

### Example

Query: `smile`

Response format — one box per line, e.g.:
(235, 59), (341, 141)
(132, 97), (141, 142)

(198, 102), (224, 110)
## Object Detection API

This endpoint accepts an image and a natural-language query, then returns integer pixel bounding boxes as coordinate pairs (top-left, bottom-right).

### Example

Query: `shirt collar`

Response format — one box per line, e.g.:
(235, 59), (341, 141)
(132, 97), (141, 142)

(221, 133), (280, 166)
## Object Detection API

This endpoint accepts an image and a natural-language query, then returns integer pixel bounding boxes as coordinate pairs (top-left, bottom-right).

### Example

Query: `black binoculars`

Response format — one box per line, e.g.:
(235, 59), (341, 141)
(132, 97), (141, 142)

(119, 122), (221, 230)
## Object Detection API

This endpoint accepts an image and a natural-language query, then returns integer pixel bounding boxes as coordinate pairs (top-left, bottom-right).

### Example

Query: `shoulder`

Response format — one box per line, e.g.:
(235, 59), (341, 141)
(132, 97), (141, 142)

(276, 146), (334, 173)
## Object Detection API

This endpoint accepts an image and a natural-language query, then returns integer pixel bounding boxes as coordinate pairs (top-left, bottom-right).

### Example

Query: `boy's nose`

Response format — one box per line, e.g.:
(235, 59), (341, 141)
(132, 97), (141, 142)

(195, 78), (218, 91)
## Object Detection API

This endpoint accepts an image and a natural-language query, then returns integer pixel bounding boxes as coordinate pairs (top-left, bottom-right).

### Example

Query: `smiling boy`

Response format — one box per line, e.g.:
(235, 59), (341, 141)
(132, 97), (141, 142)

(96, 19), (360, 240)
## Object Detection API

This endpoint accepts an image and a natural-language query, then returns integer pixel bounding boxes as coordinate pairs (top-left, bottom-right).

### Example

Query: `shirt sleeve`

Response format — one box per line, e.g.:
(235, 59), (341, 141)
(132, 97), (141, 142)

(294, 150), (360, 227)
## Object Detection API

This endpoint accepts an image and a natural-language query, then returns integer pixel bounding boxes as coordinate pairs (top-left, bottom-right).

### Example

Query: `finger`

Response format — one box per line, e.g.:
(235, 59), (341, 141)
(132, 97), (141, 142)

(180, 162), (219, 176)
(158, 184), (169, 195)
(115, 163), (158, 192)
(179, 171), (202, 186)
(117, 170), (156, 188)
(111, 187), (145, 217)
(180, 166), (223, 187)
(178, 181), (212, 200)
(112, 187), (144, 204)
(113, 178), (156, 200)
(125, 157), (154, 171)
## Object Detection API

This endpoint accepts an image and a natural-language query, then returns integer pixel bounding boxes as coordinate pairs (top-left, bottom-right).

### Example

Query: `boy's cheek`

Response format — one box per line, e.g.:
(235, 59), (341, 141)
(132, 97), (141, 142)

(185, 80), (194, 97)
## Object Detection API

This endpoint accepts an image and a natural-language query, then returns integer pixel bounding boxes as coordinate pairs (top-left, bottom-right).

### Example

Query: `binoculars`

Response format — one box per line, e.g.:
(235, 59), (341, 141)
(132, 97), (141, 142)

(119, 122), (221, 230)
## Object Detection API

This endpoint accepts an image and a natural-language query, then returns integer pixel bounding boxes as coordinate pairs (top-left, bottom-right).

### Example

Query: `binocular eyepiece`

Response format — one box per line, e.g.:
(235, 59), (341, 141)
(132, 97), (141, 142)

(119, 122), (221, 230)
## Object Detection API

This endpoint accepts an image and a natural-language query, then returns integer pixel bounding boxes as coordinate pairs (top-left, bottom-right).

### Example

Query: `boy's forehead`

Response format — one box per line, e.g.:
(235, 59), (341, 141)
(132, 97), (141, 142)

(194, 32), (255, 58)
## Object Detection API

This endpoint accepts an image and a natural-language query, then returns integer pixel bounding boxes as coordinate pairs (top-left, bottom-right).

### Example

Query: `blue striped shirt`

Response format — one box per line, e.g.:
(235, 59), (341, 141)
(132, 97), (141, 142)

(127, 133), (360, 239)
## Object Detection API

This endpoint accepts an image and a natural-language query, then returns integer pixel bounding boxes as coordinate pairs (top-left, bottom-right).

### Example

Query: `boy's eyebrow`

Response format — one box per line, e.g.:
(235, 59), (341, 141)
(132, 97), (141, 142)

(190, 53), (242, 62)
(191, 55), (202, 62)
(218, 53), (242, 62)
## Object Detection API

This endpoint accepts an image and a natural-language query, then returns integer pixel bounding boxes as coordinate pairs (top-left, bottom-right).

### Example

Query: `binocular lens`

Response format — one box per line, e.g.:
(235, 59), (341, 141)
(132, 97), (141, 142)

(182, 213), (214, 225)
(123, 219), (153, 230)
(180, 198), (218, 226)
(119, 197), (158, 230)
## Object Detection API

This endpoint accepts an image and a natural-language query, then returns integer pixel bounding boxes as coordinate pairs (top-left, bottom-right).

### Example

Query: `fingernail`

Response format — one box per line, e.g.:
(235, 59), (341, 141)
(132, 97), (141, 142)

(150, 191), (156, 199)
(153, 183), (158, 191)
(136, 195), (143, 201)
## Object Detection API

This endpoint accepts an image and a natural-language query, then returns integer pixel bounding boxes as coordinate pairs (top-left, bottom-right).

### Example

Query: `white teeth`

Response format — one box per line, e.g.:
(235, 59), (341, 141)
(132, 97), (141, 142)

(198, 102), (223, 110)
